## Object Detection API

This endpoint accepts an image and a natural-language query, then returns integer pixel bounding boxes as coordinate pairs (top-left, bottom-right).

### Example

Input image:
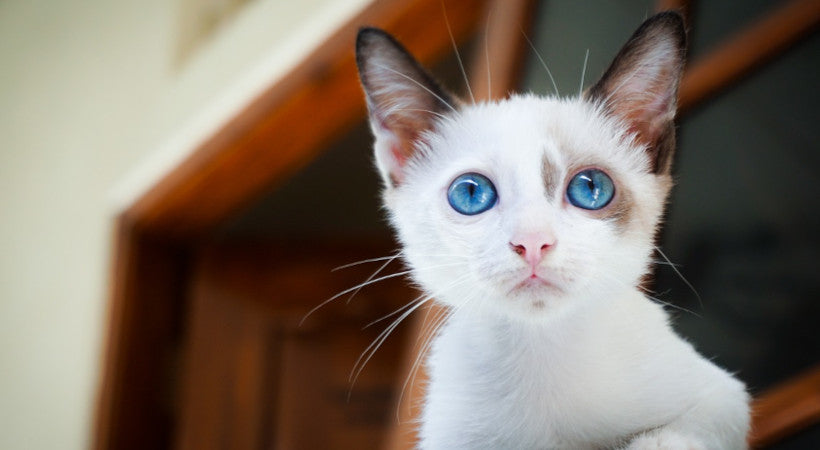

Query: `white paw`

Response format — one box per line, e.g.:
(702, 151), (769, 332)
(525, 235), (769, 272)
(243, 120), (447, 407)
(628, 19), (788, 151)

(624, 430), (705, 450)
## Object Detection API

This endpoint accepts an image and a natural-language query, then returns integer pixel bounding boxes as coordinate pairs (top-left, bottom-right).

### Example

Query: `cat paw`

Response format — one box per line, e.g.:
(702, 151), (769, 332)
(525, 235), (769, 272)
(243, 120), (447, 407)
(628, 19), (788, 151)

(623, 430), (705, 450)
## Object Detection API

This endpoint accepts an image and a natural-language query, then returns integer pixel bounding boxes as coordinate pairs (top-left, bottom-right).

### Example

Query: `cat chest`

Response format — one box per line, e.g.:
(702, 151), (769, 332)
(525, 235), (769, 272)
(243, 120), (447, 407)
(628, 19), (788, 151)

(424, 319), (669, 446)
(425, 352), (643, 448)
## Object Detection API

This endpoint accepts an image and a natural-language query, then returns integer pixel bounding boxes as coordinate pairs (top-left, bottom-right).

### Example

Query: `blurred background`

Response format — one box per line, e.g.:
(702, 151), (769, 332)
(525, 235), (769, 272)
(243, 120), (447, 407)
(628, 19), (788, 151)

(0, 0), (369, 448)
(1, 0), (817, 449)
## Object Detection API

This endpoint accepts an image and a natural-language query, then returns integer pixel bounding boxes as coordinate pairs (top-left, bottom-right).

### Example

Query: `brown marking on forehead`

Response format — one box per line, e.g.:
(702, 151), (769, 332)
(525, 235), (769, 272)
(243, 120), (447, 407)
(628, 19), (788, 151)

(541, 153), (560, 199)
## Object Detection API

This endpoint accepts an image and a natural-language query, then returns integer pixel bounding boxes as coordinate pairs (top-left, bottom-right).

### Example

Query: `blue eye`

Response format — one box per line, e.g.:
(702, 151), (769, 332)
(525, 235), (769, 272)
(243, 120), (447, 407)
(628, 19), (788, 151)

(567, 169), (615, 210)
(447, 173), (498, 215)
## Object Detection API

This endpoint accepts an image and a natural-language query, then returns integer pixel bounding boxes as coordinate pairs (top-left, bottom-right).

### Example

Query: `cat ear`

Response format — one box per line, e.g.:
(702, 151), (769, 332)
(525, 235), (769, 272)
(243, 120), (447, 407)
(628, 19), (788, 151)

(586, 12), (686, 174)
(356, 27), (458, 186)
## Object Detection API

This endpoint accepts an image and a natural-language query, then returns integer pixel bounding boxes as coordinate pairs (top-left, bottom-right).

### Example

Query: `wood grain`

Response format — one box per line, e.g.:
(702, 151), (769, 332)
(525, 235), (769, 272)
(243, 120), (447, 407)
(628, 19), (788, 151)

(679, 0), (820, 115)
(93, 221), (189, 450)
(175, 242), (417, 449)
(750, 364), (820, 448)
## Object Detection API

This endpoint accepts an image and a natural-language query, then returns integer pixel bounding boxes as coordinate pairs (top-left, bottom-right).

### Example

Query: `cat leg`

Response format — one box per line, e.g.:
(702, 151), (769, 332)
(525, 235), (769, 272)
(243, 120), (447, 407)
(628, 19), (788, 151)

(622, 382), (750, 450)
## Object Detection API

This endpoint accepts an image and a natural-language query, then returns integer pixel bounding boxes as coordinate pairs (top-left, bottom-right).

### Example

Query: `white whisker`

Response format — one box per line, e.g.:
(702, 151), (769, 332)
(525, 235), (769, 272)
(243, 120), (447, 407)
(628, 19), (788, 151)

(598, 270), (700, 318)
(332, 252), (402, 272)
(364, 292), (427, 329)
(299, 269), (414, 326)
(396, 275), (474, 420)
(647, 293), (701, 318)
(344, 257), (407, 305)
(579, 48), (590, 97)
(349, 294), (434, 390)
(344, 261), (469, 391)
(441, 0), (474, 103)
(521, 28), (559, 96)
(397, 306), (451, 422)
(484, 7), (494, 100)
(655, 246), (703, 309)
(651, 258), (681, 267)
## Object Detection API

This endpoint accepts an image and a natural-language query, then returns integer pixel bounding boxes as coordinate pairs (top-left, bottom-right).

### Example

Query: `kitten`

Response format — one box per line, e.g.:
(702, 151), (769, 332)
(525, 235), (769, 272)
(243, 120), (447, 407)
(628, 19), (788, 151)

(355, 12), (750, 449)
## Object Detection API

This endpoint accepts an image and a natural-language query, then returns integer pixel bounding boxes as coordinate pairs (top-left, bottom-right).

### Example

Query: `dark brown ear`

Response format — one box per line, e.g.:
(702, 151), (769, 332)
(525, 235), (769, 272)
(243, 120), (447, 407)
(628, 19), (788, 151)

(356, 27), (458, 186)
(586, 12), (686, 174)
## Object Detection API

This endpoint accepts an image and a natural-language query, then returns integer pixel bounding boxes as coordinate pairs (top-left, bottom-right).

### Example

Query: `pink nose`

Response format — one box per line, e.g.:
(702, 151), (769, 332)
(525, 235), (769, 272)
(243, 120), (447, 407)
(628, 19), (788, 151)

(509, 233), (555, 267)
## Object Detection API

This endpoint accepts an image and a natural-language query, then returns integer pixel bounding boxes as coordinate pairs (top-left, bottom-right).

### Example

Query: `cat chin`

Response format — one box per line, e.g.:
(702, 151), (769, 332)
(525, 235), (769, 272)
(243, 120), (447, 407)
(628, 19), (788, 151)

(481, 284), (579, 322)
(493, 296), (577, 323)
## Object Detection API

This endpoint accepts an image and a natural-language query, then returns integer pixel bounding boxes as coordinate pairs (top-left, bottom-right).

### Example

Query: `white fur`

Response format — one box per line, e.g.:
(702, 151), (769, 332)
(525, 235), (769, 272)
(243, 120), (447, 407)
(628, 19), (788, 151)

(374, 95), (750, 449)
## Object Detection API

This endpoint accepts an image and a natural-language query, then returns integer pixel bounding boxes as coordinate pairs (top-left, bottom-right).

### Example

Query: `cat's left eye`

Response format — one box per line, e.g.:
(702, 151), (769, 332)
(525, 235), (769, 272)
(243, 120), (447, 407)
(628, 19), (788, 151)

(447, 173), (497, 216)
(566, 169), (615, 210)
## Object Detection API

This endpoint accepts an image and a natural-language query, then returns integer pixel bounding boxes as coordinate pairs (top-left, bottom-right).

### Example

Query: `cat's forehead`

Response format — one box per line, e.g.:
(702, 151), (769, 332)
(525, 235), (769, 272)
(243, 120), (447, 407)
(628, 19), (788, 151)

(429, 94), (649, 174)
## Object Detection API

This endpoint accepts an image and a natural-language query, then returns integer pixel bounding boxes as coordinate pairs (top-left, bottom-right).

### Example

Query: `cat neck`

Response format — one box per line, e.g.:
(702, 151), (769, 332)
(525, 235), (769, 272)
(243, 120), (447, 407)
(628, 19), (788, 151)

(433, 286), (654, 384)
(443, 283), (640, 343)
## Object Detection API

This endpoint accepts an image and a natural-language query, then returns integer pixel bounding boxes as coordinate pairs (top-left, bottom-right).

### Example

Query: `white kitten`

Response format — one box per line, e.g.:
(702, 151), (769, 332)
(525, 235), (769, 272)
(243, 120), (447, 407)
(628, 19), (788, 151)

(355, 12), (750, 449)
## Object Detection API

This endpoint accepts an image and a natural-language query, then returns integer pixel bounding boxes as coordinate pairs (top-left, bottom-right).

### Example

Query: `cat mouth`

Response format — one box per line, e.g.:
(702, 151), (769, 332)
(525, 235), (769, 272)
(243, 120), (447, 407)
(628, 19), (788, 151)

(509, 273), (563, 294)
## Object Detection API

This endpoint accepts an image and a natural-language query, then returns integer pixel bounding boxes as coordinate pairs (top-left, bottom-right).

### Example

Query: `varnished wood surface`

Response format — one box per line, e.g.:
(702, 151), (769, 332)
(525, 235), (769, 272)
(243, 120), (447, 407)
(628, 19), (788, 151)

(93, 222), (190, 450)
(467, 0), (538, 101)
(679, 0), (820, 115)
(750, 364), (820, 448)
(175, 242), (419, 449)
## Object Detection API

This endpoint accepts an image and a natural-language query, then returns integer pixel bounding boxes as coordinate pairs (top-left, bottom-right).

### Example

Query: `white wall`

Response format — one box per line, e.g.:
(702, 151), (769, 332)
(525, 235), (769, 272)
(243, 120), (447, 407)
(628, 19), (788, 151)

(0, 0), (367, 448)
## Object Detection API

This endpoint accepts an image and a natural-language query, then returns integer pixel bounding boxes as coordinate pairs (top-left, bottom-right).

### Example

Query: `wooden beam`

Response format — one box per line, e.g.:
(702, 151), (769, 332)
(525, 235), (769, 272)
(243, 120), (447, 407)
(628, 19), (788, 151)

(749, 364), (820, 448)
(126, 0), (486, 237)
(469, 0), (539, 101)
(679, 0), (820, 115)
(93, 222), (190, 450)
(383, 0), (538, 448)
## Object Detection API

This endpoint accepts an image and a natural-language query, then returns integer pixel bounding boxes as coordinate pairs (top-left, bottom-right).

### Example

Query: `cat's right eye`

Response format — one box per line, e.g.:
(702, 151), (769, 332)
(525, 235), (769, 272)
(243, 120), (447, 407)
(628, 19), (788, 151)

(447, 173), (497, 216)
(566, 169), (615, 210)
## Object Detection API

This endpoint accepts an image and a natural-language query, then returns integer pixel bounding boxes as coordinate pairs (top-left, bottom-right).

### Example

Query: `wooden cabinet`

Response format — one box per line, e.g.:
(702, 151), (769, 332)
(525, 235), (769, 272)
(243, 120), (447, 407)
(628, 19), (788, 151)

(175, 244), (416, 449)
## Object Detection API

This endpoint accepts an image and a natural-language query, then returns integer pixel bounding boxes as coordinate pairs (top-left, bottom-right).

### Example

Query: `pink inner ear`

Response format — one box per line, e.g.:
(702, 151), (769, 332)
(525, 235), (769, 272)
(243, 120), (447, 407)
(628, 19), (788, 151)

(617, 73), (675, 147)
(384, 143), (408, 185)
(391, 144), (408, 167)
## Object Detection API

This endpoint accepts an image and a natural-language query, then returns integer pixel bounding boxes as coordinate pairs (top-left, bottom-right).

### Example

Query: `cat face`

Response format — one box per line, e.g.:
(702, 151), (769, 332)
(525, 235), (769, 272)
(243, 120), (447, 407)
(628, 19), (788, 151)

(356, 13), (686, 320)
(386, 98), (672, 319)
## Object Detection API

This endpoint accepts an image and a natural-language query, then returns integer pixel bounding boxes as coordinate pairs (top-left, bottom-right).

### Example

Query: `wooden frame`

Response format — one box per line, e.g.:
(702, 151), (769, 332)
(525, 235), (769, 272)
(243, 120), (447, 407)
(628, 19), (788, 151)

(94, 0), (820, 447)
(750, 364), (820, 448)
(678, 0), (820, 114)
(175, 241), (416, 448)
